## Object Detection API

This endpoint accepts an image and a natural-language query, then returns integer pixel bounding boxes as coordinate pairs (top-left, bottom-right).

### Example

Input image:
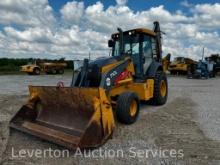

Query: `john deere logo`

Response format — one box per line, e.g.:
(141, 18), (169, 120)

(110, 71), (117, 78)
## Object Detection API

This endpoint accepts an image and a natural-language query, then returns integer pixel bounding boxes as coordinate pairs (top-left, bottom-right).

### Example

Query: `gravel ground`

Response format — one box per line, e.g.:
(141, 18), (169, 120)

(0, 74), (220, 165)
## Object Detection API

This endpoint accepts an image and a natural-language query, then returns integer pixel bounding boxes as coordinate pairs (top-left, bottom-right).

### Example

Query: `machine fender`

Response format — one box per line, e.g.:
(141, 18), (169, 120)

(146, 61), (163, 78)
(33, 66), (41, 70)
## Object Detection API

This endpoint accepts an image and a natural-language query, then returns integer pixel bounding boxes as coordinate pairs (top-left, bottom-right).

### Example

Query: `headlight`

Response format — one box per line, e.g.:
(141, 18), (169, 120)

(106, 77), (111, 86)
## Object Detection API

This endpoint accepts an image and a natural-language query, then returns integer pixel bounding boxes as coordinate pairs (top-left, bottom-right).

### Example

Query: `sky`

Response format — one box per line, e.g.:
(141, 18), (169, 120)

(0, 0), (220, 60)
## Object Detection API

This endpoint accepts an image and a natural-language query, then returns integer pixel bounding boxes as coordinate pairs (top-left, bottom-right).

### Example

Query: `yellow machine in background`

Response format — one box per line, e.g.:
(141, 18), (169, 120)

(169, 57), (196, 75)
(10, 22), (168, 149)
(162, 53), (171, 73)
(20, 62), (41, 75)
(21, 62), (67, 75)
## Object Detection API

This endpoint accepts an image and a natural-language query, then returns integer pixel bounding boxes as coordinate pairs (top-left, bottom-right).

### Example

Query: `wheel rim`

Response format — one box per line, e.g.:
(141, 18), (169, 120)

(130, 100), (137, 117)
(160, 80), (167, 97)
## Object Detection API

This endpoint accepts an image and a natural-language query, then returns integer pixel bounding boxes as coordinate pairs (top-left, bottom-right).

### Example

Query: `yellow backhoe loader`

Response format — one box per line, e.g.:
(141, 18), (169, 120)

(10, 22), (168, 149)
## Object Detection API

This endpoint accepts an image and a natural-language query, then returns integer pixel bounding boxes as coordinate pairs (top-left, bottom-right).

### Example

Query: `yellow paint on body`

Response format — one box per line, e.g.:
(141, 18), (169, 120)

(20, 65), (38, 73)
(109, 79), (154, 101)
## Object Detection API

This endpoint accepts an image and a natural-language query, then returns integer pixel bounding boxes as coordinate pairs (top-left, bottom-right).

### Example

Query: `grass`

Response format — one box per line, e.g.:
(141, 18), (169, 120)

(0, 58), (74, 75)
(0, 64), (22, 75)
(0, 69), (73, 75)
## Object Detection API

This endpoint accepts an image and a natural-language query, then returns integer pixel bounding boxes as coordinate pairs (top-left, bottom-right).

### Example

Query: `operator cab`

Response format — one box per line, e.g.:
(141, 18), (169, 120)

(109, 28), (160, 77)
(174, 57), (185, 63)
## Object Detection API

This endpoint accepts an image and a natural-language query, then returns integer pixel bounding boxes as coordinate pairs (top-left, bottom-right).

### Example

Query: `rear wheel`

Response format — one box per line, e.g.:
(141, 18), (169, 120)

(58, 69), (64, 74)
(116, 92), (140, 124)
(33, 68), (40, 75)
(151, 72), (168, 105)
(52, 69), (57, 74)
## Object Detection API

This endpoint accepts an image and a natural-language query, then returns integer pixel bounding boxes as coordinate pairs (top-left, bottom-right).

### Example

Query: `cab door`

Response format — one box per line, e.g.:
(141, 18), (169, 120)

(141, 35), (154, 74)
(124, 34), (143, 76)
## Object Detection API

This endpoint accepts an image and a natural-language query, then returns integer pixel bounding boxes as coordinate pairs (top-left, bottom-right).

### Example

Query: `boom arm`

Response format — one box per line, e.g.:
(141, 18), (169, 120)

(153, 21), (163, 62)
(117, 27), (124, 56)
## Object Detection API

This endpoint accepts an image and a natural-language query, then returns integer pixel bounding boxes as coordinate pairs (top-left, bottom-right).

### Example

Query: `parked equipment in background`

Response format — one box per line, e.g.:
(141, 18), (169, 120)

(20, 61), (41, 75)
(21, 61), (67, 75)
(41, 62), (67, 74)
(169, 57), (197, 75)
(10, 22), (168, 149)
(187, 59), (215, 79)
(162, 53), (171, 73)
(206, 54), (220, 74)
(187, 48), (215, 79)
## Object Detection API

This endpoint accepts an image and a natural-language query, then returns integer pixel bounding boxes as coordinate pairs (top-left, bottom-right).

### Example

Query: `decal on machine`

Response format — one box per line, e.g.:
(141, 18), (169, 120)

(110, 71), (118, 78)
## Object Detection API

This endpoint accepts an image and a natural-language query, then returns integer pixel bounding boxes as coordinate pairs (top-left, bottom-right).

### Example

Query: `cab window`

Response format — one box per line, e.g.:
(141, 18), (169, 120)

(112, 34), (140, 57)
(113, 41), (120, 56)
(142, 35), (153, 58)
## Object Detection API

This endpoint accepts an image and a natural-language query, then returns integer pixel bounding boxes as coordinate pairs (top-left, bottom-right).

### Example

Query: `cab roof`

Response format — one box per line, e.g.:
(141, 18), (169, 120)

(112, 28), (156, 39)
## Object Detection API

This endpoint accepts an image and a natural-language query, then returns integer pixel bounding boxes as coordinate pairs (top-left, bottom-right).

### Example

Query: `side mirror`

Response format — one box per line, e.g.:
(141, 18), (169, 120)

(108, 39), (114, 47)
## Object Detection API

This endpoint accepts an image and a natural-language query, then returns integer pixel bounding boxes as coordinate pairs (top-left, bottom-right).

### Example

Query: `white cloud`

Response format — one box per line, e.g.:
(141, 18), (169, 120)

(0, 1), (220, 60)
(116, 0), (127, 6)
(1, 24), (109, 59)
(143, 5), (188, 23)
(192, 3), (220, 28)
(0, 0), (55, 27)
(86, 1), (104, 14)
(180, 0), (193, 8)
(60, 1), (84, 25)
(4, 27), (53, 43)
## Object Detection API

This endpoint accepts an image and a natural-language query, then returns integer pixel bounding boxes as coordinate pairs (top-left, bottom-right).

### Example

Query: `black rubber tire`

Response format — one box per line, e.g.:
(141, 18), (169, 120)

(170, 70), (176, 75)
(52, 69), (57, 74)
(116, 92), (140, 124)
(33, 68), (40, 75)
(187, 65), (191, 76)
(211, 71), (215, 78)
(58, 69), (64, 74)
(151, 72), (168, 105)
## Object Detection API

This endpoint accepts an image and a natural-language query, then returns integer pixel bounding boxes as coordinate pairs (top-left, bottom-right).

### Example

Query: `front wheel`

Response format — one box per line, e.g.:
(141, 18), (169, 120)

(58, 69), (64, 74)
(116, 92), (140, 124)
(151, 72), (168, 105)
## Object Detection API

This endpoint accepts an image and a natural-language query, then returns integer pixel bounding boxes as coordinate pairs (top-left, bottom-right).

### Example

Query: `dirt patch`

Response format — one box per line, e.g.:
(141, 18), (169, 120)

(141, 97), (220, 164)
(0, 122), (9, 163)
(0, 95), (26, 164)
(1, 95), (220, 165)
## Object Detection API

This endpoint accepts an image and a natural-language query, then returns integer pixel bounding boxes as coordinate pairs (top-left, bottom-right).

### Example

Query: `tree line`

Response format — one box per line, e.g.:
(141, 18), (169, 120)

(0, 58), (73, 72)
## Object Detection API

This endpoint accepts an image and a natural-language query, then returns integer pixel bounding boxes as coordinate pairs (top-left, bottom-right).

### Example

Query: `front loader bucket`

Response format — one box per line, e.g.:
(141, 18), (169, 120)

(10, 86), (115, 149)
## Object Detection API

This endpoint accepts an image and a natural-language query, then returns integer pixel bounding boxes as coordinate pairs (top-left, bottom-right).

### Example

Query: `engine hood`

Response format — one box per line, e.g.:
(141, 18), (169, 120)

(90, 56), (119, 68)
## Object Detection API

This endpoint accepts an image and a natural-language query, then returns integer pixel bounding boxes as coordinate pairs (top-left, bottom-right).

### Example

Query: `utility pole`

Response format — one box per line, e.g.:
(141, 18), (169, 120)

(202, 47), (205, 61)
(89, 52), (91, 60)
